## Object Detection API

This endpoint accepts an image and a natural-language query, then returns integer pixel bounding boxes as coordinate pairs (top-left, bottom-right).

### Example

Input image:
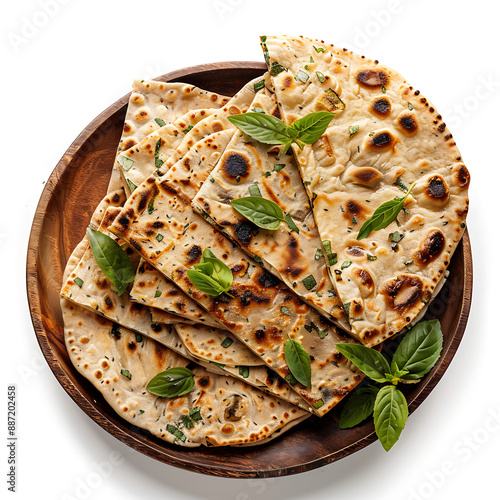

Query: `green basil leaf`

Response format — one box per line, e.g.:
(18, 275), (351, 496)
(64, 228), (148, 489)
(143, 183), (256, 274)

(86, 227), (135, 296)
(181, 414), (195, 429)
(284, 339), (311, 389)
(120, 369), (132, 380)
(126, 179), (137, 193)
(289, 111), (335, 145)
(284, 213), (299, 233)
(154, 138), (164, 168)
(373, 385), (408, 451)
(189, 406), (202, 421)
(146, 367), (194, 398)
(336, 344), (391, 383)
(154, 118), (166, 127)
(357, 182), (415, 240)
(166, 424), (186, 442)
(221, 337), (234, 348)
(187, 249), (233, 297)
(313, 45), (325, 53)
(339, 385), (379, 429)
(231, 196), (284, 230)
(74, 277), (84, 288)
(248, 184), (262, 197)
(254, 79), (265, 92)
(238, 366), (249, 379)
(302, 274), (317, 291)
(391, 319), (443, 380)
(227, 112), (292, 145)
(200, 249), (233, 290)
(186, 270), (226, 296)
(270, 61), (287, 76)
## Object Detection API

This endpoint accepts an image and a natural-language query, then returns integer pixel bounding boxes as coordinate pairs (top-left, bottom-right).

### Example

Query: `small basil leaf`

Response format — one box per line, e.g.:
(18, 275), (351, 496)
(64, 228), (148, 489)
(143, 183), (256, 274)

(391, 319), (443, 380)
(289, 111), (335, 145)
(154, 118), (166, 127)
(373, 385), (408, 451)
(357, 182), (415, 240)
(200, 249), (233, 290)
(146, 367), (195, 398)
(227, 112), (292, 145)
(186, 270), (226, 296)
(86, 228), (135, 296)
(336, 344), (391, 384)
(284, 339), (311, 389)
(154, 138), (164, 168)
(339, 385), (379, 429)
(284, 213), (299, 233)
(231, 196), (284, 230)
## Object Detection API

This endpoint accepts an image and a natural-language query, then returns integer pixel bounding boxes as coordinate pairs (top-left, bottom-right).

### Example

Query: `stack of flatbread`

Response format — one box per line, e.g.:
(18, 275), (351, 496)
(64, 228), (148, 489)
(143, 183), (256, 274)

(61, 36), (469, 448)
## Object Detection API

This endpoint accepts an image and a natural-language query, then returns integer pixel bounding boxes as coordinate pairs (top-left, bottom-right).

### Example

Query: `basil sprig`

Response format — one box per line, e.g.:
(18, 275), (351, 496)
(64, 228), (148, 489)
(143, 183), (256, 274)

(146, 367), (195, 398)
(87, 227), (135, 296)
(337, 319), (443, 451)
(186, 249), (233, 297)
(356, 181), (416, 240)
(227, 111), (335, 151)
(230, 196), (299, 232)
(284, 338), (311, 389)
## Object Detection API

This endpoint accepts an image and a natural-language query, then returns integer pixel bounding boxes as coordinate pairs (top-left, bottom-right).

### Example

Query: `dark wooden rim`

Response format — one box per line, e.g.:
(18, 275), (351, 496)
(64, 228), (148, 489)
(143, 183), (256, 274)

(26, 61), (472, 478)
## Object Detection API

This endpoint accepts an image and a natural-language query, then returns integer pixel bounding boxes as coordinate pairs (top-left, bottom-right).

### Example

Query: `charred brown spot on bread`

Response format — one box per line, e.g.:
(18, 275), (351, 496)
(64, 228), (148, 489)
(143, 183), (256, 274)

(212, 121), (223, 133)
(317, 135), (334, 157)
(352, 300), (363, 315)
(283, 76), (293, 88)
(123, 123), (131, 133)
(351, 167), (382, 186)
(151, 221), (164, 228)
(343, 199), (365, 221)
(103, 295), (114, 311)
(362, 328), (380, 340)
(258, 272), (280, 288)
(197, 376), (211, 388)
(372, 97), (391, 115)
(346, 246), (365, 258)
(380, 275), (424, 313)
(221, 152), (250, 180)
(426, 175), (449, 202)
(353, 268), (374, 289)
(153, 343), (167, 365)
(224, 395), (245, 422)
(413, 230), (445, 266)
(254, 329), (266, 342)
(437, 123), (446, 133)
(357, 70), (389, 88)
(240, 290), (270, 307)
(369, 131), (395, 148)
(123, 140), (135, 150)
(129, 301), (144, 314)
(453, 164), (470, 188)
(186, 244), (202, 263)
(127, 341), (136, 352)
(399, 114), (418, 133)
(94, 276), (110, 290)
(234, 221), (254, 246)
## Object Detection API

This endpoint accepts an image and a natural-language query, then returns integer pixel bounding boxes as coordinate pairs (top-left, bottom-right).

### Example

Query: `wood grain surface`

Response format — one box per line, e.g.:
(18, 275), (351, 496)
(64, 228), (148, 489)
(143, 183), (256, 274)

(26, 62), (473, 478)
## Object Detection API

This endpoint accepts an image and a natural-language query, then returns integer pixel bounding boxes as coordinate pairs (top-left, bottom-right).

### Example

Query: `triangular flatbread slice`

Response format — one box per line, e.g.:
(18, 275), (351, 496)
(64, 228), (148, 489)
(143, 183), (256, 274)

(192, 93), (349, 331)
(262, 35), (469, 346)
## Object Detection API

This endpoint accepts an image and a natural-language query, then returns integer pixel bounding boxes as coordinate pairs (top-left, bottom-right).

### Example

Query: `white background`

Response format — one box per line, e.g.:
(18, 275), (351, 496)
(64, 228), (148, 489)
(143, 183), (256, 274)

(2, 1), (497, 499)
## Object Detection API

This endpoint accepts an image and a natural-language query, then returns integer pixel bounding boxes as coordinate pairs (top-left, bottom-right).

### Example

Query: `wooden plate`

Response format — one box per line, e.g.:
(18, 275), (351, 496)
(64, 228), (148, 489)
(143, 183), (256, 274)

(26, 62), (473, 478)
